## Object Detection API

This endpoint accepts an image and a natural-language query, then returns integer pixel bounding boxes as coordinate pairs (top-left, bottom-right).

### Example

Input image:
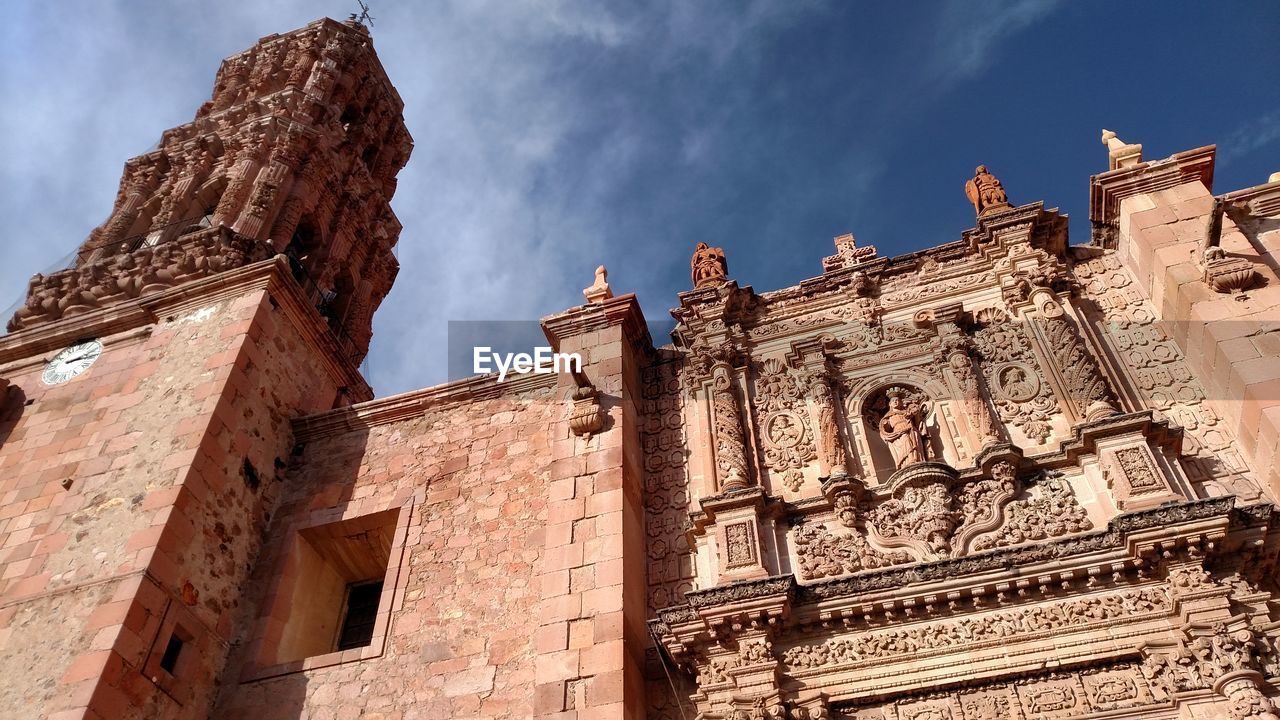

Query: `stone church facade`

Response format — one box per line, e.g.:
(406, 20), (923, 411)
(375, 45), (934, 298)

(0, 16), (1278, 720)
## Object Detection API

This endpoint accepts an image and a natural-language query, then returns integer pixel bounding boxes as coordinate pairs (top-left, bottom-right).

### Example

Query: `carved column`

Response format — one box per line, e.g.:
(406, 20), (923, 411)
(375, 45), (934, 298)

(1141, 619), (1280, 719)
(238, 126), (305, 239)
(89, 162), (161, 256)
(710, 357), (752, 492)
(214, 126), (268, 229)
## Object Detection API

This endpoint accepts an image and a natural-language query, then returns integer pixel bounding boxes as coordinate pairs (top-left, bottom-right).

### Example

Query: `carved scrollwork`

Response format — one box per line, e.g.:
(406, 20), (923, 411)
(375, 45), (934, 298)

(1140, 621), (1280, 718)
(973, 321), (1057, 443)
(754, 359), (818, 484)
(970, 473), (1092, 552)
(791, 522), (911, 580)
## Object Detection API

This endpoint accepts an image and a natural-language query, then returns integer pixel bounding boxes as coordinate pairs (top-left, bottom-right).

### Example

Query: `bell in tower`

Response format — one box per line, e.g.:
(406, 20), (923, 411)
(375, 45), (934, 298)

(8, 18), (412, 366)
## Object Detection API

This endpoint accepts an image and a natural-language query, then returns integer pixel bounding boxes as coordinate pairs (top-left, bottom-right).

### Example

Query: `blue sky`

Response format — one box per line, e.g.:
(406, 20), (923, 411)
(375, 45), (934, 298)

(2, 1), (1278, 397)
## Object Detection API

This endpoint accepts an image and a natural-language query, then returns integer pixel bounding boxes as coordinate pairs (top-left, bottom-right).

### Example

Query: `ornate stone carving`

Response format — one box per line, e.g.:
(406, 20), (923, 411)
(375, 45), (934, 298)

(973, 320), (1057, 443)
(710, 358), (752, 492)
(724, 522), (758, 569)
(641, 361), (694, 612)
(868, 465), (960, 558)
(1020, 682), (1078, 714)
(803, 368), (848, 479)
(8, 227), (271, 332)
(865, 386), (930, 469)
(692, 242), (729, 289)
(791, 522), (911, 580)
(568, 383), (604, 438)
(822, 232), (877, 273)
(754, 359), (817, 479)
(1203, 246), (1259, 295)
(783, 586), (1170, 670)
(1028, 288), (1119, 422)
(939, 336), (1000, 446)
(971, 474), (1091, 552)
(738, 638), (774, 665)
(1140, 622), (1280, 717)
(847, 662), (1157, 719)
(964, 165), (1013, 217)
(1110, 446), (1161, 494)
(697, 658), (735, 686)
(1072, 252), (1262, 497)
(950, 460), (1020, 550)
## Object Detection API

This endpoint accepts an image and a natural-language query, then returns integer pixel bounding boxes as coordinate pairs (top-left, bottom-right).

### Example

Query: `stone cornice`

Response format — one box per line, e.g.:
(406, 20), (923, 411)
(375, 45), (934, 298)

(0, 256), (373, 403)
(541, 293), (652, 352)
(291, 370), (558, 443)
(1089, 145), (1216, 230)
(1220, 176), (1280, 217)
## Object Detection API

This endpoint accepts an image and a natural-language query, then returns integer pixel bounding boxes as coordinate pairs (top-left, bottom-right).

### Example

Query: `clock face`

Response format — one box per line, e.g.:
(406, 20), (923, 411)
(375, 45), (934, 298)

(42, 340), (103, 385)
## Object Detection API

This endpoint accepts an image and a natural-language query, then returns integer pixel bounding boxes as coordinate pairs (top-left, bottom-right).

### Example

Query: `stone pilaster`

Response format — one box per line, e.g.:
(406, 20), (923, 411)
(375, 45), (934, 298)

(537, 294), (652, 720)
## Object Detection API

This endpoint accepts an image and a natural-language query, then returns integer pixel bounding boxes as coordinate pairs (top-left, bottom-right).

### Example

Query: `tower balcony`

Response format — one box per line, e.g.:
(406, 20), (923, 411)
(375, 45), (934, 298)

(8, 219), (272, 332)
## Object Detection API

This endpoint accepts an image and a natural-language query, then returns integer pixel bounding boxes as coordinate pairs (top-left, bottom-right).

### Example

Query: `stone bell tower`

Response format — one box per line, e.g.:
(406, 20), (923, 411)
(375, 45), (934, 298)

(10, 16), (411, 366)
(0, 18), (410, 719)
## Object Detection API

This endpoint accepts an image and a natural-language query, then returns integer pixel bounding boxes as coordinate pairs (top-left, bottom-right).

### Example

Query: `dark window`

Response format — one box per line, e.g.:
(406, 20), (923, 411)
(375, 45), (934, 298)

(159, 634), (185, 674)
(336, 581), (383, 651)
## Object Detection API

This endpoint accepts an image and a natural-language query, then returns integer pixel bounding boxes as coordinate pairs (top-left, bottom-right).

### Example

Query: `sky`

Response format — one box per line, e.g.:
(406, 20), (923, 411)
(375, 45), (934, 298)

(2, 1), (1278, 397)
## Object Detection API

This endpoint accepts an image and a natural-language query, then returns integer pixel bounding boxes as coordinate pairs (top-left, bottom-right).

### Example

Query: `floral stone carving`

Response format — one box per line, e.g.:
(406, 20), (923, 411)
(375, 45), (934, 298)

(753, 359), (817, 483)
(784, 586), (1170, 669)
(974, 315), (1059, 443)
(792, 522), (911, 580)
(971, 473), (1092, 552)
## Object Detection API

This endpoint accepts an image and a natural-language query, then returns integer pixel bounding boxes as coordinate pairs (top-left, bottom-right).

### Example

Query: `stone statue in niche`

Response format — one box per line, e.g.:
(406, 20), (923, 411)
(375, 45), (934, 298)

(691, 242), (729, 289)
(872, 386), (930, 469)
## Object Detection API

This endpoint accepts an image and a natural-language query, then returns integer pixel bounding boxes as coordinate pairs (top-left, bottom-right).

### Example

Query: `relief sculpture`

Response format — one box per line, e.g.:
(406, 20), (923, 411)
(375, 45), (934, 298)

(865, 385), (930, 469)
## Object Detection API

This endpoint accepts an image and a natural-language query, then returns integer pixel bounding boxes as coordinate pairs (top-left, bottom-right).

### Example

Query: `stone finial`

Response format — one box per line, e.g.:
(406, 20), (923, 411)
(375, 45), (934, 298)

(582, 264), (613, 304)
(1269, 171), (1280, 184)
(1102, 129), (1143, 170)
(964, 165), (1012, 217)
(691, 242), (729, 289)
(822, 232), (877, 273)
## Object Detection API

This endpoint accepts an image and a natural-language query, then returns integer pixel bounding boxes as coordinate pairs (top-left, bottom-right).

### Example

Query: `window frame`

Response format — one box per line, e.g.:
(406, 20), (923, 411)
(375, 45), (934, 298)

(238, 492), (417, 682)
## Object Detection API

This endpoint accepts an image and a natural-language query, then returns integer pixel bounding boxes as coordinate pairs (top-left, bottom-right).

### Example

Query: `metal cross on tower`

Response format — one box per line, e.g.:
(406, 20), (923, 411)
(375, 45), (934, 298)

(349, 0), (375, 28)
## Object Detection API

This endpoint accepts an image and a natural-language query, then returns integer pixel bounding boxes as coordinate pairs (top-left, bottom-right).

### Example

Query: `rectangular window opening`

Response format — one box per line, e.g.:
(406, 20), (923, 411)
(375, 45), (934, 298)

(336, 580), (384, 651)
(159, 634), (185, 674)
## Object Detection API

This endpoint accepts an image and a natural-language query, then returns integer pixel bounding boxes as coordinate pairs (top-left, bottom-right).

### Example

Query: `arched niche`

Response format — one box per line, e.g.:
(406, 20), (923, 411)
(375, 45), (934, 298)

(844, 373), (956, 485)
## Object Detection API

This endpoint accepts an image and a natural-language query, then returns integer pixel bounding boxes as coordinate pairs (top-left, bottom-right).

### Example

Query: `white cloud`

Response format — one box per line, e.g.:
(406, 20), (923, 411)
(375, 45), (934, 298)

(928, 0), (1062, 83)
(1222, 109), (1280, 161)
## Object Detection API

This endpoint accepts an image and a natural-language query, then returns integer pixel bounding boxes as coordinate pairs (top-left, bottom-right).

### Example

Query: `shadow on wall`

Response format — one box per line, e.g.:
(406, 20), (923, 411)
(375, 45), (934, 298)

(0, 384), (28, 450)
(209, 421), (377, 718)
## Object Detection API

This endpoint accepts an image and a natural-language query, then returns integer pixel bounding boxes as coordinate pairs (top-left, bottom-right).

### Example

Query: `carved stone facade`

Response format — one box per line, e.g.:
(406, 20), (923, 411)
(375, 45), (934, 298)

(650, 143), (1280, 720)
(2, 15), (1279, 720)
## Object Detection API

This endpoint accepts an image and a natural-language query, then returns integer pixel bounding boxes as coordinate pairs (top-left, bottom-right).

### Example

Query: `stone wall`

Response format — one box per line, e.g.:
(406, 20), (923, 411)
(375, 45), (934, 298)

(1106, 161), (1280, 497)
(0, 267), (343, 719)
(213, 378), (560, 718)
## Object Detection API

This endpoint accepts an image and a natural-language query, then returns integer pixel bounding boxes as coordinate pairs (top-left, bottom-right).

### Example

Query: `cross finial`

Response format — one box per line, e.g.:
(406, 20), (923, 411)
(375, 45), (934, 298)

(349, 0), (375, 28)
